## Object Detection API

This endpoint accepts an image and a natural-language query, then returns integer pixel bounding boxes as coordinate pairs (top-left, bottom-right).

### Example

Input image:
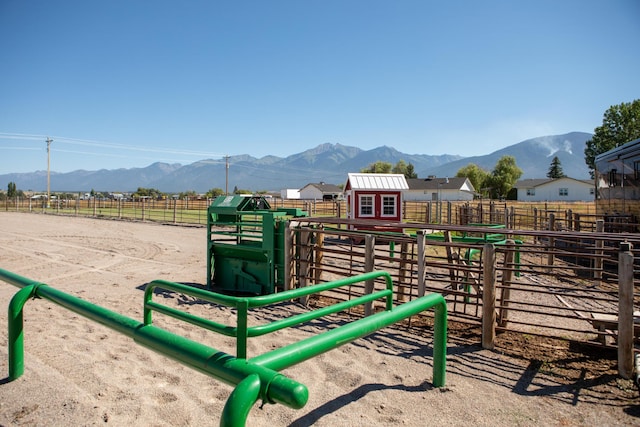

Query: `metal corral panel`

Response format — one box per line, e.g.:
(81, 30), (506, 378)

(347, 173), (409, 190)
(209, 195), (271, 215)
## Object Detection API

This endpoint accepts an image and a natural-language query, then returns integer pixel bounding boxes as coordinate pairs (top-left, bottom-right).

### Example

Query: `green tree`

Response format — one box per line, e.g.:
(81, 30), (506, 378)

(455, 164), (489, 196)
(391, 160), (418, 178)
(179, 190), (197, 199)
(547, 156), (566, 178)
(134, 187), (164, 199)
(205, 188), (225, 198)
(485, 156), (523, 199)
(7, 182), (17, 199)
(404, 163), (418, 179)
(584, 99), (640, 178)
(363, 160), (417, 178)
(392, 159), (407, 175)
(361, 161), (392, 174)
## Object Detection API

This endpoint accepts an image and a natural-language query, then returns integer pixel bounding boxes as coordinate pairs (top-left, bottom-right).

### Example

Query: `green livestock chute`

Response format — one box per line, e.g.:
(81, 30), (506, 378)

(207, 195), (307, 295)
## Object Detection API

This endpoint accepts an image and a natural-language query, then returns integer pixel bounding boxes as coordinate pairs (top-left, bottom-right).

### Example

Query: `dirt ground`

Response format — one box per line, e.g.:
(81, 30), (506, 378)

(0, 212), (638, 426)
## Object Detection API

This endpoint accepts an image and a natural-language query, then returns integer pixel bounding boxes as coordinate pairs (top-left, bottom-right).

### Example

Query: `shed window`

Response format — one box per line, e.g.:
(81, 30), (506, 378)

(559, 188), (568, 197)
(526, 189), (535, 196)
(381, 195), (397, 217)
(359, 195), (374, 217)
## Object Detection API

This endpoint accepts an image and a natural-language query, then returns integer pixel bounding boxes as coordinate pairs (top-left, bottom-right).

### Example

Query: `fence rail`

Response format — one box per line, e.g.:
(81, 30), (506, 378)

(3, 199), (638, 367)
(283, 217), (639, 376)
(0, 197), (608, 231)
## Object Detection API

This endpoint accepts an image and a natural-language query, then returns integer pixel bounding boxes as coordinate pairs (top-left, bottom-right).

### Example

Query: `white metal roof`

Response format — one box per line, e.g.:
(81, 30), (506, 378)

(346, 173), (409, 190)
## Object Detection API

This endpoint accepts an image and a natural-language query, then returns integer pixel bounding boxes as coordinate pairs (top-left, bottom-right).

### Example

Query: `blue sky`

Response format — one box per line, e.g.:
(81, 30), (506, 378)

(1, 1), (639, 174)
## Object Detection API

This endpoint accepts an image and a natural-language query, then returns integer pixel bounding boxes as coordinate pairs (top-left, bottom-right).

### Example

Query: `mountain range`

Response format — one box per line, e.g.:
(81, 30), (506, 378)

(1, 132), (593, 193)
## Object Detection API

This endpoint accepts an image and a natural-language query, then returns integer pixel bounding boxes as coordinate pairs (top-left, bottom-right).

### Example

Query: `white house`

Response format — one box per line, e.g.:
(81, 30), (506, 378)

(280, 189), (300, 200)
(514, 177), (594, 202)
(404, 177), (475, 202)
(298, 182), (342, 201)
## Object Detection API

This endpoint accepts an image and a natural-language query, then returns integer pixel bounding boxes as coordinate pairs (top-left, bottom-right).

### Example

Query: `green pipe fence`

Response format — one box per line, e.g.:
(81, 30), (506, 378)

(1, 268), (447, 426)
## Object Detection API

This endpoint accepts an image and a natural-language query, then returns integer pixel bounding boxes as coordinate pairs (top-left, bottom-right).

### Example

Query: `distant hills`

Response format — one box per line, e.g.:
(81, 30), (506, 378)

(0, 132), (593, 193)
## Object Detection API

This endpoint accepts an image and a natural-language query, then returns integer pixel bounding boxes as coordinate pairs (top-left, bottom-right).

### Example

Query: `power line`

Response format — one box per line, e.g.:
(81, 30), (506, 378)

(0, 132), (227, 158)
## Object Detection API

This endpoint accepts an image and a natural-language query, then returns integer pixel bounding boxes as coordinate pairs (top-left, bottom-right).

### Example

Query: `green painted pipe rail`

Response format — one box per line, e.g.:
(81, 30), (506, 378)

(144, 270), (395, 359)
(1, 268), (307, 427)
(1, 268), (447, 426)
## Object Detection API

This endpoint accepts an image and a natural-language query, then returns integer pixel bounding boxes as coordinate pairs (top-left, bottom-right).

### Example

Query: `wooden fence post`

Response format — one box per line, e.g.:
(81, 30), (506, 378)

(498, 240), (516, 327)
(482, 243), (497, 349)
(314, 227), (324, 284)
(283, 220), (296, 291)
(547, 213), (555, 268)
(594, 220), (604, 283)
(444, 231), (458, 288)
(173, 198), (177, 224)
(397, 241), (409, 302)
(618, 241), (634, 379)
(364, 234), (376, 316)
(417, 231), (426, 297)
(510, 206), (515, 229)
(297, 229), (311, 305)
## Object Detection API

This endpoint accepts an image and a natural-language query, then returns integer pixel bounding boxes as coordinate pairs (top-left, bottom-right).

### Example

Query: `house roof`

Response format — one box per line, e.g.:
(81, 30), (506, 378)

(300, 182), (342, 193)
(513, 179), (552, 189)
(406, 177), (472, 191)
(346, 173), (409, 190)
(514, 177), (593, 189)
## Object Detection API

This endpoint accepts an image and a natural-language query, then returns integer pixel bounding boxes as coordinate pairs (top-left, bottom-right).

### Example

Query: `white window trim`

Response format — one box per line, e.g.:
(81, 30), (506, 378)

(381, 194), (398, 218)
(358, 194), (375, 217)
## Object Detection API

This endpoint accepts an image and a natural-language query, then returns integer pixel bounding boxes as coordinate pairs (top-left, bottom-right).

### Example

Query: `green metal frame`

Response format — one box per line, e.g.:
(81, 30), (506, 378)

(206, 196), (307, 294)
(1, 268), (446, 426)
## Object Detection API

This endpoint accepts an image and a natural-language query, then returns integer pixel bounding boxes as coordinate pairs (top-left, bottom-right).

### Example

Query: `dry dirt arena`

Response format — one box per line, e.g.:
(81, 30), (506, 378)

(0, 212), (638, 426)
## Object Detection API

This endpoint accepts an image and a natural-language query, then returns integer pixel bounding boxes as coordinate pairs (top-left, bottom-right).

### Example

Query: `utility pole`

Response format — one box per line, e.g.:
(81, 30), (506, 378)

(225, 155), (229, 196)
(46, 137), (53, 208)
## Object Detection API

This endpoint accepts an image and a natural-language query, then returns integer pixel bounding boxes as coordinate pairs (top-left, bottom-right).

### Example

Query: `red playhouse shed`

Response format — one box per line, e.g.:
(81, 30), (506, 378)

(344, 173), (409, 232)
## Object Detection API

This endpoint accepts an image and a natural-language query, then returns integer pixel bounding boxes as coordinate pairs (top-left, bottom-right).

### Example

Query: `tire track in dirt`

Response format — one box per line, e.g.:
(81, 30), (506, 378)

(0, 230), (188, 283)
(0, 230), (184, 266)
